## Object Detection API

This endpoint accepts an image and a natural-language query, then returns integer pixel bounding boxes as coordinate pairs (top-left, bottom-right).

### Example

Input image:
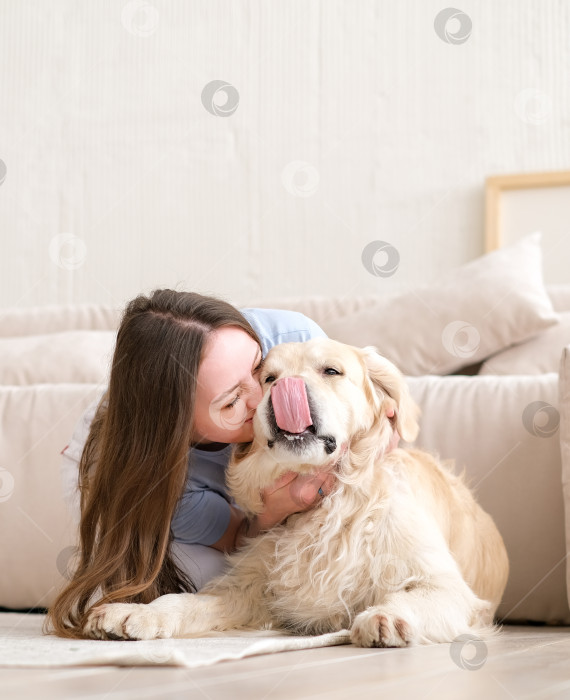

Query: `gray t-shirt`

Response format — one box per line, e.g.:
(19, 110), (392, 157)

(170, 308), (327, 546)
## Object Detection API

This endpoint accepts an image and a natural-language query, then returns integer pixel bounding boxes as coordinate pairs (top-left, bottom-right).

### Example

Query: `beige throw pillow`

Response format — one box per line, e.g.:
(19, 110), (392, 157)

(548, 285), (570, 313)
(480, 312), (570, 375)
(323, 233), (558, 375)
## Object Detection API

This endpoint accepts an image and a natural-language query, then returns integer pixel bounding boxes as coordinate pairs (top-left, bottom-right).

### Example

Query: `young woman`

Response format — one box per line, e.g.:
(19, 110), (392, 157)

(47, 289), (334, 638)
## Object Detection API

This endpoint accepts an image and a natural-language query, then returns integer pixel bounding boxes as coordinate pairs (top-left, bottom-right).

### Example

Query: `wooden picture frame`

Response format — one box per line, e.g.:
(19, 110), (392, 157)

(485, 170), (570, 284)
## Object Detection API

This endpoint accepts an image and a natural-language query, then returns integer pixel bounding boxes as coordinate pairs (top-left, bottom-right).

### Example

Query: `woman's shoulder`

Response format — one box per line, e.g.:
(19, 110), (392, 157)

(187, 444), (232, 491)
(240, 307), (327, 355)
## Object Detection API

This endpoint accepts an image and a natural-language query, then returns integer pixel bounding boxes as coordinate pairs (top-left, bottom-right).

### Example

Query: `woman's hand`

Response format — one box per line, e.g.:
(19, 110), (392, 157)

(233, 471), (335, 547)
(256, 470), (336, 531)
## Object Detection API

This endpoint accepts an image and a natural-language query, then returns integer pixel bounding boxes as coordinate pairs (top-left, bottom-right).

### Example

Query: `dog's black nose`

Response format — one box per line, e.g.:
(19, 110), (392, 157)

(322, 436), (337, 455)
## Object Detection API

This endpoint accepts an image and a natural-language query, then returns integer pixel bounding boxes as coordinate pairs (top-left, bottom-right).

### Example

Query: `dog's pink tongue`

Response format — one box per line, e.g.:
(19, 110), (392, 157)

(271, 377), (312, 433)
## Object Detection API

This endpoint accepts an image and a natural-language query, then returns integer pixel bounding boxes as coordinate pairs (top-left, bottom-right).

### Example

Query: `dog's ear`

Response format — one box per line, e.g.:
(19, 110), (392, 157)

(359, 346), (420, 443)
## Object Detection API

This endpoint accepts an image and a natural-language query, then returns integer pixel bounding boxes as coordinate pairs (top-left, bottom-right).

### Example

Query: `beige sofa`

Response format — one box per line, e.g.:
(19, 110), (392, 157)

(1, 233), (570, 630)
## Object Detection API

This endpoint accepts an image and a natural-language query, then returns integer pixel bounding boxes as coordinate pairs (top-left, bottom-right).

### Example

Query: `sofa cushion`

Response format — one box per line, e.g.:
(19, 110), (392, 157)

(319, 233), (558, 375)
(479, 312), (570, 376)
(0, 303), (121, 338)
(0, 370), (566, 621)
(0, 384), (103, 609)
(406, 372), (569, 624)
(0, 331), (116, 386)
(559, 345), (570, 614)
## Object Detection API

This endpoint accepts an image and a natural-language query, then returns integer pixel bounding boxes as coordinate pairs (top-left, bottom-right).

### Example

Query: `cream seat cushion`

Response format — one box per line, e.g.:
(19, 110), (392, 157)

(558, 345), (570, 612)
(406, 372), (569, 624)
(0, 384), (103, 609)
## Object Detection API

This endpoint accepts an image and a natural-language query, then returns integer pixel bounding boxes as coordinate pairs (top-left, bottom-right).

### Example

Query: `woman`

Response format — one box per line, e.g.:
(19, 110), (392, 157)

(47, 289), (333, 638)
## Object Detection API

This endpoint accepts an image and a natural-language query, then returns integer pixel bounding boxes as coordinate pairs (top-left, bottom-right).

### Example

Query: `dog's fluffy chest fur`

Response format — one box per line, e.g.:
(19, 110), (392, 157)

(254, 462), (426, 634)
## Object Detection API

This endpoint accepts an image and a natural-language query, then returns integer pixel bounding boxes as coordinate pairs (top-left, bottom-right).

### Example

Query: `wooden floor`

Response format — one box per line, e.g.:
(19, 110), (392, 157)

(3, 625), (570, 700)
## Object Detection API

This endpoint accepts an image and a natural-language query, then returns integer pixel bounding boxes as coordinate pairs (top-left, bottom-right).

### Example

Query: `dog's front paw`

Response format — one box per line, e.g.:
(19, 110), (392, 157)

(84, 602), (175, 641)
(350, 608), (415, 648)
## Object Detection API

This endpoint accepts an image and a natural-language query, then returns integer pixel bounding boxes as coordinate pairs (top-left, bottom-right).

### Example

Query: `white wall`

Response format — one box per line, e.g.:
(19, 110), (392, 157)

(0, 0), (569, 310)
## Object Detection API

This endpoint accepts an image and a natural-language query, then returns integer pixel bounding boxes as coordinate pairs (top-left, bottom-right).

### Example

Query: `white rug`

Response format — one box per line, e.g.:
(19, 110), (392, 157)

(0, 613), (352, 668)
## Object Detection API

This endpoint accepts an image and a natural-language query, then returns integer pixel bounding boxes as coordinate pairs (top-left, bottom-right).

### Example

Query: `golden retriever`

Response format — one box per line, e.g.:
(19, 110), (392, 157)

(84, 339), (509, 647)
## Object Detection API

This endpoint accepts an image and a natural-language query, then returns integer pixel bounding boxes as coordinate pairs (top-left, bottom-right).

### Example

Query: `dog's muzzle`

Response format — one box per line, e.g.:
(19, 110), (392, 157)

(266, 377), (337, 455)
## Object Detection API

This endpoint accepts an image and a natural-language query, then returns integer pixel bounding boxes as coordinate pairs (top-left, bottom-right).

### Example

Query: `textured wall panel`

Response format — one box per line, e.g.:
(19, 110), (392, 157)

(0, 0), (568, 309)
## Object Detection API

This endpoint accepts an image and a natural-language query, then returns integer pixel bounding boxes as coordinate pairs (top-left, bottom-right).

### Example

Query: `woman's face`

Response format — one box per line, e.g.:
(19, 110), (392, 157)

(191, 326), (264, 445)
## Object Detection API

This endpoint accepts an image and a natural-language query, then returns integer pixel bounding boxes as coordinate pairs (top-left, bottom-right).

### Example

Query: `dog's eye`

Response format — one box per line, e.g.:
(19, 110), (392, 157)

(264, 375), (276, 384)
(323, 367), (342, 376)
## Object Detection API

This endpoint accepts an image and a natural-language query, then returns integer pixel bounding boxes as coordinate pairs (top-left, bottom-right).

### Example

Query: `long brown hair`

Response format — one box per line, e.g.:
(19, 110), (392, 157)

(45, 289), (260, 639)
